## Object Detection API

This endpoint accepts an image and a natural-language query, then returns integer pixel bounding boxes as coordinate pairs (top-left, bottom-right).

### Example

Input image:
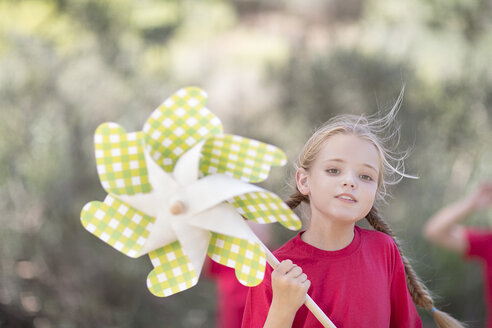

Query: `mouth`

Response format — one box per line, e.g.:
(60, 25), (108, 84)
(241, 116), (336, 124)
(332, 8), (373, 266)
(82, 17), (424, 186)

(335, 194), (357, 203)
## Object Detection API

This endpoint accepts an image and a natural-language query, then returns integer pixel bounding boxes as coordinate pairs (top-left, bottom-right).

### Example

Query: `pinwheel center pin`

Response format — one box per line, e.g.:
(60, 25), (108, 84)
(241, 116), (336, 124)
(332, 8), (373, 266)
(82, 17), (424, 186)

(169, 199), (186, 215)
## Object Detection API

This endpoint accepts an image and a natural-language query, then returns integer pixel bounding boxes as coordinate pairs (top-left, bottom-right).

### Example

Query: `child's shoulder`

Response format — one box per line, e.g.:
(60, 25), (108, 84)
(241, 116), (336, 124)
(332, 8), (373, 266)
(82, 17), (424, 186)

(357, 226), (397, 248)
(271, 228), (399, 259)
(272, 232), (300, 256)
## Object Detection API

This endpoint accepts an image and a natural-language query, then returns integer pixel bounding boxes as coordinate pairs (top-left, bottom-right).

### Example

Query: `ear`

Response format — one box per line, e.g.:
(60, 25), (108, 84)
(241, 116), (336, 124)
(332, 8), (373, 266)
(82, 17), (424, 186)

(296, 168), (310, 195)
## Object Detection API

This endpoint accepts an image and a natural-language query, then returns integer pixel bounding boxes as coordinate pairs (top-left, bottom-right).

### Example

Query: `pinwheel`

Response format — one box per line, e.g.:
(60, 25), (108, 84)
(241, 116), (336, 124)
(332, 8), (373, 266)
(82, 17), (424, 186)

(80, 87), (335, 327)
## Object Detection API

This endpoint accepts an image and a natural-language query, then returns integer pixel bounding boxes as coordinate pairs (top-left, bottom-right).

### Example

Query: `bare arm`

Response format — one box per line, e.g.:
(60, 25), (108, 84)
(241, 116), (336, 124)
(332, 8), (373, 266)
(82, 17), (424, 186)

(263, 260), (310, 328)
(423, 182), (492, 254)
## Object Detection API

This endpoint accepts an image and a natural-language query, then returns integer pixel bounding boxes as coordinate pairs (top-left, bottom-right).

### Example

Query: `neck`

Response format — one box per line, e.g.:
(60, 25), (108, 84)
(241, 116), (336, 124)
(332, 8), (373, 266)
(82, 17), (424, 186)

(301, 218), (356, 251)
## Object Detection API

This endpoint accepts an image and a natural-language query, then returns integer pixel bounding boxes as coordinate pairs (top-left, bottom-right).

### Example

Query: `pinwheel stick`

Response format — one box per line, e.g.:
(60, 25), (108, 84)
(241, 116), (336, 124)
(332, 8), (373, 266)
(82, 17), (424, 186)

(255, 239), (337, 328)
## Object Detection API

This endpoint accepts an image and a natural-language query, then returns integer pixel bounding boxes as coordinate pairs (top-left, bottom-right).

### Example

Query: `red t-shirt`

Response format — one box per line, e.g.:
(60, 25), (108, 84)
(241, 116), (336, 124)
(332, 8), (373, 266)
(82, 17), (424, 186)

(208, 260), (250, 328)
(242, 226), (422, 327)
(465, 229), (492, 328)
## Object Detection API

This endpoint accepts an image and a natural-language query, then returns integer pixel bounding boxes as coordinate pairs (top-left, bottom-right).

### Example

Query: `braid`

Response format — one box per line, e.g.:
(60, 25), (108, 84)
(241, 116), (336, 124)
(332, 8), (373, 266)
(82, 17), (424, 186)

(366, 207), (466, 328)
(366, 207), (433, 308)
(285, 189), (309, 210)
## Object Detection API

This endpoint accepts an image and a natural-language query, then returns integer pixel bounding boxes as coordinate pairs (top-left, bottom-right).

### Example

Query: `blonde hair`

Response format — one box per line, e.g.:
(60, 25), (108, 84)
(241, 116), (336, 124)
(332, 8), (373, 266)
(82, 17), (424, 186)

(286, 89), (466, 328)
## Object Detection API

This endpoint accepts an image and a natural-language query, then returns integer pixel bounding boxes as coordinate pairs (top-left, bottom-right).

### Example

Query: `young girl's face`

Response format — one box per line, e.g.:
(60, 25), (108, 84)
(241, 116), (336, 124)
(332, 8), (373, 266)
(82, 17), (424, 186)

(297, 133), (380, 224)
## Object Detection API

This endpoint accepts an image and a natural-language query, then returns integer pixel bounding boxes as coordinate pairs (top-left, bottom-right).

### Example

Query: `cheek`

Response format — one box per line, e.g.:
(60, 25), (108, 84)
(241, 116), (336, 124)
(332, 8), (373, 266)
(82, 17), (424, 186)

(361, 185), (378, 216)
(365, 184), (378, 202)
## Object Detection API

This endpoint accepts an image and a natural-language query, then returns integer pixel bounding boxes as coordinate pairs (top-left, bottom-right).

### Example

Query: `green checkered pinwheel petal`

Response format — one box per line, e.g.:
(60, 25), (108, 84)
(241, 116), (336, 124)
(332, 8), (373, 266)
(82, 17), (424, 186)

(143, 87), (223, 173)
(208, 233), (266, 287)
(146, 241), (198, 297)
(80, 195), (155, 258)
(199, 134), (287, 182)
(229, 191), (301, 231)
(94, 123), (151, 196)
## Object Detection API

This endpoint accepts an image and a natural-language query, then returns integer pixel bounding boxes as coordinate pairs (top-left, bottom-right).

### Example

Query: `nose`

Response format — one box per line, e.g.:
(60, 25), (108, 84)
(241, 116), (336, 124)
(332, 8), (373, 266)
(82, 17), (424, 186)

(342, 181), (356, 189)
(342, 173), (357, 189)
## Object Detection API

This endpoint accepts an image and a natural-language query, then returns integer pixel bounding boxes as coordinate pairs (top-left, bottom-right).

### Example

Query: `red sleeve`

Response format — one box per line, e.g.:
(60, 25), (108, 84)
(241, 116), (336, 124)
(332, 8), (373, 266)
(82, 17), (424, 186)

(465, 229), (492, 260)
(241, 266), (273, 328)
(389, 243), (422, 328)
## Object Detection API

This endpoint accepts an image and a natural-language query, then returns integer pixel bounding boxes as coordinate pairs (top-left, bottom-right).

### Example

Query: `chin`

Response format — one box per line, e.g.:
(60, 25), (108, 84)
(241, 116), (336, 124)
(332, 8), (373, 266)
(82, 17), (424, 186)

(329, 212), (361, 224)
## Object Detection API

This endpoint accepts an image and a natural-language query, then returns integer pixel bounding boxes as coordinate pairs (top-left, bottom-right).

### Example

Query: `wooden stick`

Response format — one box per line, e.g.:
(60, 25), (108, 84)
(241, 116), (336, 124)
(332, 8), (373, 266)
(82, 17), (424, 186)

(255, 238), (337, 328)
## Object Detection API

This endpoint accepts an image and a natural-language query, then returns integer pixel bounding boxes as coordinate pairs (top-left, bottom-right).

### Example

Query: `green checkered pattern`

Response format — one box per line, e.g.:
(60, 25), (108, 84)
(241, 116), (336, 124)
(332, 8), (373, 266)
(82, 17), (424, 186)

(199, 134), (287, 183)
(208, 232), (266, 287)
(82, 86), (299, 297)
(146, 241), (198, 297)
(95, 124), (151, 196)
(229, 191), (301, 231)
(143, 87), (223, 173)
(80, 195), (155, 258)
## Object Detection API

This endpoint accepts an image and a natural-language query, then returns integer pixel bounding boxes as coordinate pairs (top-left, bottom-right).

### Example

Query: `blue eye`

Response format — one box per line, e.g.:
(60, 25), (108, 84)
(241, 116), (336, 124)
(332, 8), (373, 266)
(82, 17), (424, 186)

(360, 174), (373, 181)
(326, 168), (339, 174)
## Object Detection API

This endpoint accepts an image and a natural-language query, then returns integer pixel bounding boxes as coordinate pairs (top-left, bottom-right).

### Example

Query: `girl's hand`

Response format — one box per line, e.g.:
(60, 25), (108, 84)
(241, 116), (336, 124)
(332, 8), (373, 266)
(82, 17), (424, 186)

(468, 181), (492, 210)
(271, 259), (311, 313)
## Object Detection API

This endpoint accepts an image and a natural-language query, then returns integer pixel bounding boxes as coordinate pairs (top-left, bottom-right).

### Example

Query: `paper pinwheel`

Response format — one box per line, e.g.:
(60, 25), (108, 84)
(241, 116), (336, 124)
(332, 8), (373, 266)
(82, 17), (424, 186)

(80, 87), (302, 297)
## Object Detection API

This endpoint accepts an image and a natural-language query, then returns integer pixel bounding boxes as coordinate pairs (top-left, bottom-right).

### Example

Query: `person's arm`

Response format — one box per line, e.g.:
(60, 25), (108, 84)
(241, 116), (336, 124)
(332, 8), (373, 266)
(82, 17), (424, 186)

(263, 260), (310, 328)
(423, 182), (492, 254)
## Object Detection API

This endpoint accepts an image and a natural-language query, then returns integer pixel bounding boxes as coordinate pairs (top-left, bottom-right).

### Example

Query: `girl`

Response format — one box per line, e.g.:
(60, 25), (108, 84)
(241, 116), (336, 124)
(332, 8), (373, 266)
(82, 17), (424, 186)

(241, 92), (464, 327)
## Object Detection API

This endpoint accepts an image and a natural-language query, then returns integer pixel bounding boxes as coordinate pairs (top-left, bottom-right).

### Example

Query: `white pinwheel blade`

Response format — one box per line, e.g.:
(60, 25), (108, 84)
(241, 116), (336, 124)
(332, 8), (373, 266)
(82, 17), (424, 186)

(171, 221), (211, 278)
(117, 150), (181, 255)
(117, 150), (179, 217)
(145, 222), (210, 297)
(173, 140), (205, 185)
(174, 174), (264, 216)
(186, 203), (258, 241)
(188, 203), (268, 287)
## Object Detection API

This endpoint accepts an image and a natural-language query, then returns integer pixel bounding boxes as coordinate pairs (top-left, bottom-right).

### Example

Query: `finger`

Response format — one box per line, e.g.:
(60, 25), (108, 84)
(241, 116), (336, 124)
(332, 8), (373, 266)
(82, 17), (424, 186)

(275, 259), (294, 275)
(298, 273), (308, 283)
(286, 265), (303, 278)
(294, 274), (308, 287)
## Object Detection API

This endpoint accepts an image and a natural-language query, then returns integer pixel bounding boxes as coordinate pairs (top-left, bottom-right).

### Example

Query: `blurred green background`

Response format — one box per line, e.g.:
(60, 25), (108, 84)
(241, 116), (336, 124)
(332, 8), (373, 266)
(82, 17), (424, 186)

(1, 0), (491, 327)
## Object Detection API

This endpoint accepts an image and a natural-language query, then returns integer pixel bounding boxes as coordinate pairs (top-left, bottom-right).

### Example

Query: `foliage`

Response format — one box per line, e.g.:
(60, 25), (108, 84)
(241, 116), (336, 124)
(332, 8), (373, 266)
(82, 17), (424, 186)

(0, 0), (490, 327)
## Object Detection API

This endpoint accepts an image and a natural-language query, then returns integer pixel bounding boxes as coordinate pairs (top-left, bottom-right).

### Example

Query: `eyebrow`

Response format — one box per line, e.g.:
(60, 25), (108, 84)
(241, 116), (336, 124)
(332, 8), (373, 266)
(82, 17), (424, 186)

(323, 159), (379, 173)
